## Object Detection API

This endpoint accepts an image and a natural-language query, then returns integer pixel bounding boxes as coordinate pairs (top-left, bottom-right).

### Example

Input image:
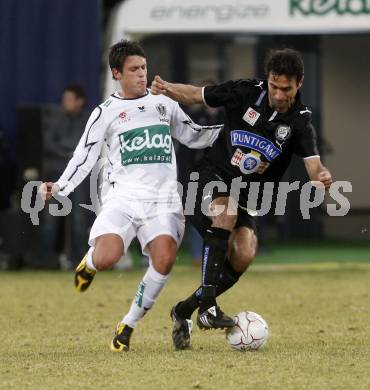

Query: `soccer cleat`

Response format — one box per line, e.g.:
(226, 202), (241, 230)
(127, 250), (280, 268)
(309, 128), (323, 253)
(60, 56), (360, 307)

(197, 305), (235, 330)
(170, 303), (193, 350)
(110, 323), (133, 352)
(74, 255), (96, 293)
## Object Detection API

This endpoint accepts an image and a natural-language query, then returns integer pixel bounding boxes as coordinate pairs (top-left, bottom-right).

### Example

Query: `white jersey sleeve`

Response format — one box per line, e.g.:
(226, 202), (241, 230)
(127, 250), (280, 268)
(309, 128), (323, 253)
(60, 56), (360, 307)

(55, 107), (106, 196)
(170, 102), (222, 149)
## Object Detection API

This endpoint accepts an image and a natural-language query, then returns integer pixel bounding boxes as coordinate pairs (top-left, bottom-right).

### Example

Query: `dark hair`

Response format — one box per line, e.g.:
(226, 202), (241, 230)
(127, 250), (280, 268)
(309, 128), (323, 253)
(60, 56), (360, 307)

(264, 48), (304, 83)
(63, 85), (86, 100)
(109, 40), (146, 79)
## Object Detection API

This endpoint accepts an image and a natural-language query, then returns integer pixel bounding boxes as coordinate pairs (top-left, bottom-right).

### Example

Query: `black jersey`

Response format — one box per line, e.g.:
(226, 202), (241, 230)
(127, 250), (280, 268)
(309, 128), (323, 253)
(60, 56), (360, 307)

(202, 79), (319, 184)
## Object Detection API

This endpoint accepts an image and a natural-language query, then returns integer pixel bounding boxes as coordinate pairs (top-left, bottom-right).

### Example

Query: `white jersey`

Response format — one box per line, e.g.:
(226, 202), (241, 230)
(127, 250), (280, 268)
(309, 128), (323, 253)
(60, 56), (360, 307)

(56, 90), (222, 204)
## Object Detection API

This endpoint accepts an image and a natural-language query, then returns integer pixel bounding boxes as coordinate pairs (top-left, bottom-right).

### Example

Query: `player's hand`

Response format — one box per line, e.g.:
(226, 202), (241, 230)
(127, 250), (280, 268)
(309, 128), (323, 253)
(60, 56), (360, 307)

(310, 170), (332, 191)
(38, 182), (59, 201)
(318, 170), (332, 190)
(151, 75), (168, 95)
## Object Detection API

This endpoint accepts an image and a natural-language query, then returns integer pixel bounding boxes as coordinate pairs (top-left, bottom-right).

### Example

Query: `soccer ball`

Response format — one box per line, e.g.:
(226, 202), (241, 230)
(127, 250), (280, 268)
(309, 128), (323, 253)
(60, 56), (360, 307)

(226, 311), (269, 352)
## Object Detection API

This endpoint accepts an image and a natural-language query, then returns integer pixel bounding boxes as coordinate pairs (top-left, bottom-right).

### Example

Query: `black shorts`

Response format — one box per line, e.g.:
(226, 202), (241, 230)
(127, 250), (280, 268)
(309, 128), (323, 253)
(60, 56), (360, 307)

(184, 164), (257, 238)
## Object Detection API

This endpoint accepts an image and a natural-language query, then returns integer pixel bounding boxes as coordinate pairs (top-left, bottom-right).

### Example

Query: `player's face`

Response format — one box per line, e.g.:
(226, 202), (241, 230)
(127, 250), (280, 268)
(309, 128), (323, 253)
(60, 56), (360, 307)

(115, 55), (147, 98)
(267, 73), (303, 113)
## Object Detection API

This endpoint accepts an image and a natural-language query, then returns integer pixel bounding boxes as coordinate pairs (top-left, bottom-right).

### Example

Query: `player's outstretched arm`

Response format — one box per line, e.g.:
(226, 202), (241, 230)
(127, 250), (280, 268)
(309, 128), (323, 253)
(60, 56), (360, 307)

(170, 103), (222, 149)
(38, 182), (60, 201)
(151, 75), (203, 105)
(304, 157), (333, 190)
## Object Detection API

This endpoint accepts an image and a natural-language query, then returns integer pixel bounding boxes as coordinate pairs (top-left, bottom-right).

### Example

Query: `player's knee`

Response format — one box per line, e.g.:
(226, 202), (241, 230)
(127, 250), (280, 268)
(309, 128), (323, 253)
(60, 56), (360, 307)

(93, 234), (124, 270)
(212, 213), (237, 230)
(93, 251), (121, 270)
(151, 252), (176, 275)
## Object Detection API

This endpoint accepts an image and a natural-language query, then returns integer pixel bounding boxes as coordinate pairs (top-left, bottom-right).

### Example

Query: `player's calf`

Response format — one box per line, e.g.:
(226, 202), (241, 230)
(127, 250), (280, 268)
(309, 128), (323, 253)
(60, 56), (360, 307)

(228, 226), (257, 273)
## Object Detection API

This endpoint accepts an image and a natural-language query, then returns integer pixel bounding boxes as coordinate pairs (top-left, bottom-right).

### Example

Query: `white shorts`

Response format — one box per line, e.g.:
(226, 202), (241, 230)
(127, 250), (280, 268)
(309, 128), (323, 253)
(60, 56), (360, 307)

(89, 196), (185, 256)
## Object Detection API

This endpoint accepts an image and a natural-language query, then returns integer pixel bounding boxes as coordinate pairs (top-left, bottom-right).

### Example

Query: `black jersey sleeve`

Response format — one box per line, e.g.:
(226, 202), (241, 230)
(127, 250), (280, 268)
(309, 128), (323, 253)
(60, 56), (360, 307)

(293, 120), (320, 158)
(203, 79), (247, 108)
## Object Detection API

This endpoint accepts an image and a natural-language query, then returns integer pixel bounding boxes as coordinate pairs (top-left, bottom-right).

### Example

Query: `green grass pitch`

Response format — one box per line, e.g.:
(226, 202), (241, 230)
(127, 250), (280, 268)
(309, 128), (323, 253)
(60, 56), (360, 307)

(1, 262), (370, 389)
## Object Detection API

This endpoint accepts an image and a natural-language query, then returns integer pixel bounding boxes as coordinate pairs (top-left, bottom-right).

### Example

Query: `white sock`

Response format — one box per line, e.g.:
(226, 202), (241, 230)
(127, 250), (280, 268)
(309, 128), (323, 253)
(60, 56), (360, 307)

(85, 247), (96, 271)
(122, 262), (169, 328)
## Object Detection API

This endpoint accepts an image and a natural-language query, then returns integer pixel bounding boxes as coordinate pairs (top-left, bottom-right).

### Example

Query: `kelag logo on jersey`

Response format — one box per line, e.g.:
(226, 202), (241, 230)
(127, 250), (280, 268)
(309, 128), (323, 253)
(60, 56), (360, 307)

(230, 130), (281, 162)
(119, 124), (172, 166)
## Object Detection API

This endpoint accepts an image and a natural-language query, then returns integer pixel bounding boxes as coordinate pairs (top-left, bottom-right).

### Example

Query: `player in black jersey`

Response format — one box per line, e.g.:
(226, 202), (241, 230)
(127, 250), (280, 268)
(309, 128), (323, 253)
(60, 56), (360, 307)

(152, 48), (333, 349)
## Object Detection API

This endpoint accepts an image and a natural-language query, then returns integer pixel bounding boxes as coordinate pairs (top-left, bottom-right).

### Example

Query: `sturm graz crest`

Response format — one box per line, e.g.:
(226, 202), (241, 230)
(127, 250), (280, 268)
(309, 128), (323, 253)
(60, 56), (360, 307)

(156, 103), (167, 117)
(275, 125), (291, 142)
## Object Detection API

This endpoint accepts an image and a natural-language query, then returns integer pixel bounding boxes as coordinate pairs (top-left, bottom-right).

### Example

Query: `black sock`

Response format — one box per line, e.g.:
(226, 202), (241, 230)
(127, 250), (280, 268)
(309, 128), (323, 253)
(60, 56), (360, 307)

(177, 258), (243, 319)
(216, 258), (243, 296)
(199, 227), (230, 312)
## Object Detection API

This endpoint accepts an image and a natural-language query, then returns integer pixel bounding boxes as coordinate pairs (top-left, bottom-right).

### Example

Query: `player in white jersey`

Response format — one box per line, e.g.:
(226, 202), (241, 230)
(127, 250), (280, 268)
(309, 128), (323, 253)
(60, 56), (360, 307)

(39, 40), (221, 351)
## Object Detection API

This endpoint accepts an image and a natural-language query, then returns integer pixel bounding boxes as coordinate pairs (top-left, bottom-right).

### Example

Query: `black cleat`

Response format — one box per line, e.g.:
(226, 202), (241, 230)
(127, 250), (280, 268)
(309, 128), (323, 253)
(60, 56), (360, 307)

(197, 306), (235, 330)
(170, 303), (193, 350)
(110, 323), (134, 352)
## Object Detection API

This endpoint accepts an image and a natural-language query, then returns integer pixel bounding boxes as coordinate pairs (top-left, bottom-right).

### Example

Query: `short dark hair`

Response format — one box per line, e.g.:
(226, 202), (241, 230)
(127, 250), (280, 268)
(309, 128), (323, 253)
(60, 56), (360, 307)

(63, 85), (86, 100)
(264, 48), (304, 83)
(109, 40), (146, 79)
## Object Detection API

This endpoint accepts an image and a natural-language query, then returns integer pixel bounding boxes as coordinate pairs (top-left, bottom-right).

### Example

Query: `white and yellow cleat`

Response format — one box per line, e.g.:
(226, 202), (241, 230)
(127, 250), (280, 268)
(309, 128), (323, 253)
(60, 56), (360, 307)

(110, 323), (133, 352)
(74, 255), (96, 293)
